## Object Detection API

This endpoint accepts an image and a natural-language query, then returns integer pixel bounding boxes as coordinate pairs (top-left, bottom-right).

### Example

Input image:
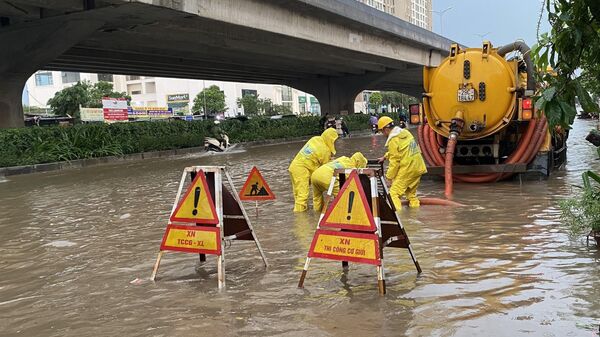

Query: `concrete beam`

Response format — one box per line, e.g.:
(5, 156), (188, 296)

(132, 0), (447, 67)
(0, 11), (105, 127)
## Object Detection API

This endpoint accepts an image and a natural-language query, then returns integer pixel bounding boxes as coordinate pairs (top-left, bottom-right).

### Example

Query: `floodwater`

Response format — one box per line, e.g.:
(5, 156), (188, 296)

(1, 119), (599, 337)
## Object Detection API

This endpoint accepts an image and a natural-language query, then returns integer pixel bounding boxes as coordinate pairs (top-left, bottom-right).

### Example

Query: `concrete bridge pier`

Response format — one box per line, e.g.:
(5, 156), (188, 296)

(0, 17), (103, 128)
(289, 69), (409, 115)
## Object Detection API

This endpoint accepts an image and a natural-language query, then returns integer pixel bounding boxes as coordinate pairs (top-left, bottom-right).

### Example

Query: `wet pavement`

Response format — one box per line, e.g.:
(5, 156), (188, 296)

(1, 119), (599, 337)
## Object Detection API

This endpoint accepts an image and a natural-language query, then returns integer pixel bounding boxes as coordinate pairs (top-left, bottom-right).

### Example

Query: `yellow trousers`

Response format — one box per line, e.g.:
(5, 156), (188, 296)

(390, 175), (421, 210)
(289, 164), (312, 212)
(311, 180), (340, 213)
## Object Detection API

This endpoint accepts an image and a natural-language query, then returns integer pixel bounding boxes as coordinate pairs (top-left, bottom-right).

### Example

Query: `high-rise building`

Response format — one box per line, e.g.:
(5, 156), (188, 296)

(356, 0), (432, 30)
(353, 0), (432, 112)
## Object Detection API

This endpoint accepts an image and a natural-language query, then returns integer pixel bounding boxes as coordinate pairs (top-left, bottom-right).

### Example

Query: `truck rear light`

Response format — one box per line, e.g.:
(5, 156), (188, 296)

(522, 98), (532, 110)
(409, 104), (421, 124)
(522, 109), (532, 120)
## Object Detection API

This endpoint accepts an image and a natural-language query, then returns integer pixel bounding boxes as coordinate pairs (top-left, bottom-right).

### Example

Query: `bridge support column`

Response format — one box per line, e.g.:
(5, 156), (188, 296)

(289, 70), (408, 115)
(0, 17), (104, 128)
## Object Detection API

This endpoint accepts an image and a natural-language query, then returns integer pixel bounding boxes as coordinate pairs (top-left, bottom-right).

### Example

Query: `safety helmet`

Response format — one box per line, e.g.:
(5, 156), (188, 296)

(377, 116), (394, 130)
(350, 152), (368, 168)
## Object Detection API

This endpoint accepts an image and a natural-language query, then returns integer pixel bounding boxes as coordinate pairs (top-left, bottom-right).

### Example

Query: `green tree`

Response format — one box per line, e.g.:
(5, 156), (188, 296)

(47, 81), (91, 117)
(369, 92), (383, 112)
(533, 0), (600, 129)
(88, 81), (130, 108)
(47, 81), (129, 117)
(258, 97), (274, 115)
(193, 85), (226, 117)
(237, 94), (260, 115)
(381, 91), (418, 112)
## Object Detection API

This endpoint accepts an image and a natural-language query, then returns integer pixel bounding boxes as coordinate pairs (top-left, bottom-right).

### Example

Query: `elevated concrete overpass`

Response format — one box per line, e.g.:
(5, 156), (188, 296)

(0, 0), (454, 127)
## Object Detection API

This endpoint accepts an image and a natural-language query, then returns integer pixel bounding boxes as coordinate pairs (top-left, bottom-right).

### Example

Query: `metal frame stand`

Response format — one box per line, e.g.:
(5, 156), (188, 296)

(151, 166), (268, 290)
(298, 168), (421, 295)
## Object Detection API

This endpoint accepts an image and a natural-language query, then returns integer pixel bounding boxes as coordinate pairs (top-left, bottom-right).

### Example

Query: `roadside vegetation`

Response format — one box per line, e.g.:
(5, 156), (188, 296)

(47, 81), (130, 118)
(0, 114), (371, 167)
(534, 0), (600, 244)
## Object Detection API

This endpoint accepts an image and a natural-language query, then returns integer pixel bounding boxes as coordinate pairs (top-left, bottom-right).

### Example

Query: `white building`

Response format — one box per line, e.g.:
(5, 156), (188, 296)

(120, 76), (320, 116)
(24, 71), (320, 117)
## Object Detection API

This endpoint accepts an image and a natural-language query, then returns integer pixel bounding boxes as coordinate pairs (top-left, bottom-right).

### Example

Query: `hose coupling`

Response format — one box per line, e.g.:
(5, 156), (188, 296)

(449, 111), (465, 136)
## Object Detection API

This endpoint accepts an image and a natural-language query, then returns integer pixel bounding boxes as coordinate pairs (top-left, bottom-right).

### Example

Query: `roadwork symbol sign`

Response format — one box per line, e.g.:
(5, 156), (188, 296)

(308, 229), (380, 265)
(239, 166), (275, 201)
(170, 170), (219, 224)
(320, 170), (376, 232)
(160, 224), (221, 255)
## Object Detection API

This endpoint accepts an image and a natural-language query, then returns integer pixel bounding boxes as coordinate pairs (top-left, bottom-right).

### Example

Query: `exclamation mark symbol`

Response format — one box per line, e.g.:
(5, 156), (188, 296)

(346, 191), (355, 221)
(192, 187), (200, 216)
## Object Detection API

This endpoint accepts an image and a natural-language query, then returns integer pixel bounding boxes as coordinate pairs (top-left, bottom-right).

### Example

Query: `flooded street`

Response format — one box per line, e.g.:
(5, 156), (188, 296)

(1, 119), (599, 337)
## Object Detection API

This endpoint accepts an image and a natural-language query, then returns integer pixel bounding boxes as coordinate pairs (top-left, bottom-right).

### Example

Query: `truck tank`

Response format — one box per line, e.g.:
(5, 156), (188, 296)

(413, 41), (567, 196)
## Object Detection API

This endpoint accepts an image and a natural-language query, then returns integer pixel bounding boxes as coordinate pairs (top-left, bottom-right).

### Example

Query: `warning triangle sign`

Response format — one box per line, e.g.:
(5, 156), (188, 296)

(319, 170), (376, 232)
(170, 170), (219, 224)
(239, 166), (275, 201)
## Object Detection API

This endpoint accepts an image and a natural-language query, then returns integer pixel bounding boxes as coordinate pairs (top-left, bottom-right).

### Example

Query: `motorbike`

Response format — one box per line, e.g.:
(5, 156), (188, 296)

(204, 134), (230, 152)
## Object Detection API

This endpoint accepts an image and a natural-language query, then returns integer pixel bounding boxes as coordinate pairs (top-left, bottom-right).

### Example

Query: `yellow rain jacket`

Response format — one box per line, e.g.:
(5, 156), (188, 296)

(288, 128), (339, 212)
(385, 126), (427, 209)
(310, 152), (368, 213)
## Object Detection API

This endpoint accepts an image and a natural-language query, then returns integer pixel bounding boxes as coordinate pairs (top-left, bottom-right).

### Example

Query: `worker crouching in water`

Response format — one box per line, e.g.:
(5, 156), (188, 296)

(288, 128), (339, 212)
(378, 116), (427, 210)
(311, 152), (368, 213)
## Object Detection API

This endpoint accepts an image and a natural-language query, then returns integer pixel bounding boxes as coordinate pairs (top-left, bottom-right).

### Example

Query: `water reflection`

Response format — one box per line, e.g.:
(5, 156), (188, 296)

(0, 119), (599, 336)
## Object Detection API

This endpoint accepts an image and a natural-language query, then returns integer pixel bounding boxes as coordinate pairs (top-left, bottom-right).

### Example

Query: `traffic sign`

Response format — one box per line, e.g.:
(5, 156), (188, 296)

(319, 170), (376, 232)
(160, 224), (221, 255)
(308, 229), (380, 265)
(239, 166), (275, 201)
(170, 170), (219, 224)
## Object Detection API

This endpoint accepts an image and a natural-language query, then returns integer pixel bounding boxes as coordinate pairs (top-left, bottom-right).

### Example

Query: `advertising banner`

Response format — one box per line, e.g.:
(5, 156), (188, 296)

(102, 97), (129, 122)
(80, 108), (104, 122)
(167, 93), (190, 116)
(128, 107), (173, 119)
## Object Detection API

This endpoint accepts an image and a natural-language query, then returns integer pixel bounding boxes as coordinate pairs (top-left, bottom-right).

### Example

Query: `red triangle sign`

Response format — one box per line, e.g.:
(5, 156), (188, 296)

(319, 170), (376, 232)
(170, 170), (219, 224)
(239, 166), (276, 201)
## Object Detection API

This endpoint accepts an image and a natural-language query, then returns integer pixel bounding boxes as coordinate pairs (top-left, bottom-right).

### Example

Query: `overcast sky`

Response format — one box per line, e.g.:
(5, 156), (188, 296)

(432, 0), (550, 48)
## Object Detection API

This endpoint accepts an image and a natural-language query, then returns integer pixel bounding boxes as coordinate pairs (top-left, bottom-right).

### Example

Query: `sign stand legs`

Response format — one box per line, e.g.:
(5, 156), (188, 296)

(379, 176), (422, 274)
(298, 176), (336, 288)
(150, 251), (164, 281)
(214, 169), (226, 290)
(371, 175), (386, 295)
(150, 170), (188, 281)
(224, 170), (269, 268)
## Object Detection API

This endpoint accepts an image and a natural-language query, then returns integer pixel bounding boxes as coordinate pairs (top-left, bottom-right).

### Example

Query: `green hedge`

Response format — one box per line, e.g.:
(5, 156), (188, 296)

(0, 114), (371, 167)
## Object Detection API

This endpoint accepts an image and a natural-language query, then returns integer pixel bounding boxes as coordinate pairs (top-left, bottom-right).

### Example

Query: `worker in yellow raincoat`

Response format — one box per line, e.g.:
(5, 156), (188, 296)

(377, 116), (427, 209)
(288, 128), (339, 212)
(310, 152), (368, 212)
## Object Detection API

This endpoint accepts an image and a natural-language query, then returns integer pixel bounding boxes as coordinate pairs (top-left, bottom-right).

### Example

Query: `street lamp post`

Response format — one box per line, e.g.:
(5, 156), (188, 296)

(430, 6), (453, 35)
(202, 80), (207, 120)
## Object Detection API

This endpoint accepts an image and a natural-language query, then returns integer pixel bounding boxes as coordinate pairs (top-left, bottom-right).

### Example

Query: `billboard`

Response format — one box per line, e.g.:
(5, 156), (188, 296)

(102, 97), (129, 122)
(128, 106), (173, 119)
(167, 93), (190, 116)
(80, 108), (104, 122)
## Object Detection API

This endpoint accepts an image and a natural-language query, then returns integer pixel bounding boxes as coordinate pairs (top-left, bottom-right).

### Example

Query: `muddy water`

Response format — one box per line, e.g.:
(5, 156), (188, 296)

(1, 119), (599, 337)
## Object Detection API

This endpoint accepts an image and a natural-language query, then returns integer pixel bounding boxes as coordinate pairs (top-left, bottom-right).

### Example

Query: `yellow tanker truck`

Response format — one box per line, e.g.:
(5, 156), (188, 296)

(411, 41), (566, 195)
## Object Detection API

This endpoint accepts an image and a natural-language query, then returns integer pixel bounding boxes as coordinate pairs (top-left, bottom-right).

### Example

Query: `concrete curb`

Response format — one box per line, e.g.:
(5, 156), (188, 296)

(0, 130), (373, 177)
